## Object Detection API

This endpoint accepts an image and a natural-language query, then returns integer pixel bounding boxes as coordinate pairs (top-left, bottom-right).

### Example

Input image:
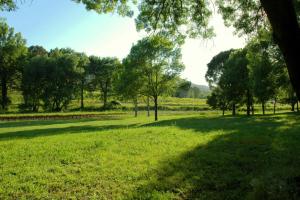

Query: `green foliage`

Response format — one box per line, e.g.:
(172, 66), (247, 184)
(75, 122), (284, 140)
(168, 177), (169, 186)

(0, 19), (27, 110)
(247, 35), (276, 111)
(219, 49), (249, 113)
(0, 0), (16, 11)
(120, 34), (184, 120)
(207, 87), (228, 114)
(88, 56), (121, 108)
(216, 0), (266, 35)
(73, 0), (135, 16)
(128, 35), (184, 98)
(136, 0), (214, 39)
(174, 79), (191, 98)
(20, 56), (48, 112)
(205, 49), (234, 88)
(21, 49), (81, 112)
(42, 50), (80, 111)
(27, 45), (48, 58)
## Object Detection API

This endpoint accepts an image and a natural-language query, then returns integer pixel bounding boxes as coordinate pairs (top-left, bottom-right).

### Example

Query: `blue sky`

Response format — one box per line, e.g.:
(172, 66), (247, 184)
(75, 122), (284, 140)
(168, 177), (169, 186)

(1, 0), (245, 85)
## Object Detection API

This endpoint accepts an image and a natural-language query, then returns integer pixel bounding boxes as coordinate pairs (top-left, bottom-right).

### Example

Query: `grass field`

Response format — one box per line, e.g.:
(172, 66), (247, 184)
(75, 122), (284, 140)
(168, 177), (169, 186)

(1, 112), (300, 199)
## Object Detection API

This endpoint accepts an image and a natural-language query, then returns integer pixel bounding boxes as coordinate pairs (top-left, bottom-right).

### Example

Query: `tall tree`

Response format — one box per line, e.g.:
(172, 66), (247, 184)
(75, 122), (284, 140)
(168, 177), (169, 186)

(42, 49), (79, 111)
(88, 56), (121, 109)
(216, 0), (300, 100)
(247, 34), (277, 115)
(21, 55), (48, 112)
(75, 52), (90, 110)
(123, 35), (184, 121)
(117, 57), (144, 117)
(4, 0), (300, 99)
(219, 49), (249, 115)
(205, 49), (234, 88)
(0, 19), (27, 110)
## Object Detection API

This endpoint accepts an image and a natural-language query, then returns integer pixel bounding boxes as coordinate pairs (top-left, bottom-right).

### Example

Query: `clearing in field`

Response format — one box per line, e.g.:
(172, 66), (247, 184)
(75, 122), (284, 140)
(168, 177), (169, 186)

(1, 112), (300, 199)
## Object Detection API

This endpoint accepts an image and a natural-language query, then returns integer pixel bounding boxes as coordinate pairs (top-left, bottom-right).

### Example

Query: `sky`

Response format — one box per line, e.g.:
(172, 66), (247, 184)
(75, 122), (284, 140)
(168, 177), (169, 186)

(1, 0), (246, 86)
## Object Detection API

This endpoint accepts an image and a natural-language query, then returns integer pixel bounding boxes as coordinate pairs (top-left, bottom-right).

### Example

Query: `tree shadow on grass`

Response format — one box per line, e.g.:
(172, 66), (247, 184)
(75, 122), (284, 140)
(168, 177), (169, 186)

(0, 116), (123, 129)
(0, 124), (138, 141)
(132, 114), (300, 199)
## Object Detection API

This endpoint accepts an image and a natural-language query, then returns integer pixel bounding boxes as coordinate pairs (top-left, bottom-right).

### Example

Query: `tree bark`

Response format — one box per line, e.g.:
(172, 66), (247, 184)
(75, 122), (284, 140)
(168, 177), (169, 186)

(246, 89), (251, 116)
(292, 102), (295, 112)
(251, 104), (255, 115)
(147, 96), (150, 117)
(80, 79), (84, 110)
(1, 76), (8, 110)
(154, 95), (158, 121)
(222, 108), (225, 116)
(232, 103), (236, 116)
(134, 98), (138, 117)
(262, 102), (265, 115)
(260, 0), (300, 99)
(273, 99), (276, 114)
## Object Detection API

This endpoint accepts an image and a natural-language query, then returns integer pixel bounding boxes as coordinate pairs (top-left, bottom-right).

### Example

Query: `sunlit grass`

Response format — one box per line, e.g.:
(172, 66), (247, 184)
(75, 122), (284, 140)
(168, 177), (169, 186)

(0, 112), (300, 199)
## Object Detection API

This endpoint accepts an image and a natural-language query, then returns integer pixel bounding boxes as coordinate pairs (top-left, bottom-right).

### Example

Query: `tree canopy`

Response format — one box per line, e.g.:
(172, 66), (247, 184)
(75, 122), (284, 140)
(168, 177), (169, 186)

(0, 19), (27, 109)
(119, 34), (184, 120)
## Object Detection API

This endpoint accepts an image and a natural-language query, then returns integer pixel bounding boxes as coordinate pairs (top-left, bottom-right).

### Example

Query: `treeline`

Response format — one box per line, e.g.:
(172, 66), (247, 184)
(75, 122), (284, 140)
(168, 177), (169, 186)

(173, 80), (210, 99)
(206, 31), (298, 115)
(0, 20), (188, 120)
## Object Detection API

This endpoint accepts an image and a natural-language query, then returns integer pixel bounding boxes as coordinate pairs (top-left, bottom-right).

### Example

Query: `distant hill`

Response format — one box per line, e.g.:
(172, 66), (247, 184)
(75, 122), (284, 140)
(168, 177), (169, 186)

(191, 83), (210, 93)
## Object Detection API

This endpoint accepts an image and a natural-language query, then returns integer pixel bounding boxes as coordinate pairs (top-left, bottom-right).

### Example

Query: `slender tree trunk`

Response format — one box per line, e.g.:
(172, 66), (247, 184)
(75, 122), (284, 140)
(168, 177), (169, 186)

(262, 102), (265, 115)
(260, 0), (300, 99)
(246, 89), (251, 116)
(232, 104), (236, 116)
(134, 98), (138, 117)
(273, 99), (276, 114)
(297, 101), (299, 112)
(222, 108), (225, 116)
(251, 104), (255, 115)
(292, 102), (295, 112)
(147, 96), (150, 117)
(154, 95), (158, 121)
(103, 90), (107, 108)
(1, 76), (8, 110)
(80, 79), (84, 110)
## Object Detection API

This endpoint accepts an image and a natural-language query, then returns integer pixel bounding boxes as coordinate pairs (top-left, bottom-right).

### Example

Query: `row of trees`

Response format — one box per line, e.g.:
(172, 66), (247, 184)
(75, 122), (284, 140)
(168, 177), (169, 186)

(0, 20), (184, 120)
(173, 80), (210, 99)
(206, 31), (298, 115)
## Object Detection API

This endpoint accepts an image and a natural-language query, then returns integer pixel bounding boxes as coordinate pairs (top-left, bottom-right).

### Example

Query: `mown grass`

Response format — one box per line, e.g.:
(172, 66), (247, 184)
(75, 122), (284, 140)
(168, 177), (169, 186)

(0, 112), (300, 199)
(5, 91), (209, 113)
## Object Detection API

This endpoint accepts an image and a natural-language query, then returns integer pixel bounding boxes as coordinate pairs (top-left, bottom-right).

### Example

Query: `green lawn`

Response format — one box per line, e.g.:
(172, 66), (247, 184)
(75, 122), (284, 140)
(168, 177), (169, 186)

(0, 112), (300, 199)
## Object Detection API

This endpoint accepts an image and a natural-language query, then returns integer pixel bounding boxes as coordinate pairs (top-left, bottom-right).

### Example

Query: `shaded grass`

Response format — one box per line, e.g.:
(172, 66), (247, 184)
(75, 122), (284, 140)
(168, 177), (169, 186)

(0, 113), (300, 199)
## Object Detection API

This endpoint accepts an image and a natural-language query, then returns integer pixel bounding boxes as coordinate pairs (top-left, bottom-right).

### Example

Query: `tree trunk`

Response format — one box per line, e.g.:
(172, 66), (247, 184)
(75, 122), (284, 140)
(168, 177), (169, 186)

(154, 96), (158, 121)
(222, 108), (225, 116)
(103, 90), (107, 108)
(134, 98), (138, 117)
(273, 99), (276, 114)
(1, 76), (8, 110)
(262, 102), (265, 115)
(246, 89), (251, 116)
(232, 103), (236, 116)
(292, 102), (295, 112)
(251, 104), (255, 115)
(260, 0), (300, 99)
(147, 96), (150, 117)
(80, 79), (84, 110)
(297, 100), (299, 112)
